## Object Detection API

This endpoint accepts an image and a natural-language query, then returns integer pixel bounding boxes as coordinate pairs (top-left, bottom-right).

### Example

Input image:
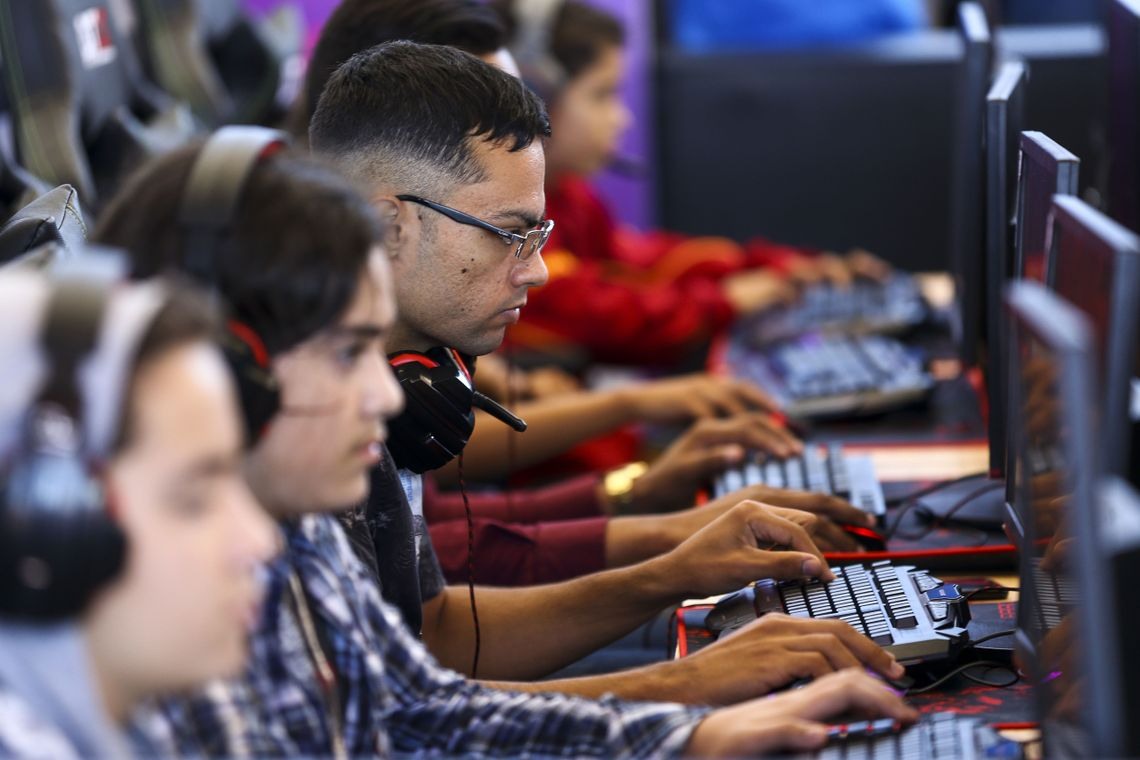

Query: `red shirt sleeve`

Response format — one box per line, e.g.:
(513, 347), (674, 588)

(428, 517), (608, 585)
(422, 474), (604, 525)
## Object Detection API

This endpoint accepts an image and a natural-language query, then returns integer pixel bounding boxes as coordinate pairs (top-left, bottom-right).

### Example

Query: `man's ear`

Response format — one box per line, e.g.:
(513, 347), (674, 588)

(372, 196), (415, 258)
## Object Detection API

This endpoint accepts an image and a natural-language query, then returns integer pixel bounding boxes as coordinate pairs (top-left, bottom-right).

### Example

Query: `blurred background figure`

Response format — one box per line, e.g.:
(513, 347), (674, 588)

(0, 270), (275, 757)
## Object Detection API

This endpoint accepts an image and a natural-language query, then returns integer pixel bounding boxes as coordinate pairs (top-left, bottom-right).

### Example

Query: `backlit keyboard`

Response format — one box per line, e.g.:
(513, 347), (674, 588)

(749, 275), (928, 345)
(727, 333), (933, 419)
(714, 443), (886, 519)
(800, 713), (1016, 760)
(707, 562), (971, 664)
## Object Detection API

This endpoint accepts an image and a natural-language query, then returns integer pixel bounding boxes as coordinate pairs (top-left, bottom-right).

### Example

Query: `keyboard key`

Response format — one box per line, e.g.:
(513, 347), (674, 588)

(763, 459), (785, 489)
(804, 447), (829, 492)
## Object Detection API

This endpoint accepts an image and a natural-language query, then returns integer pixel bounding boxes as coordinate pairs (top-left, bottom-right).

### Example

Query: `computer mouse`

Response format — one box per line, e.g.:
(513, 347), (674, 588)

(838, 523), (888, 552)
(705, 587), (757, 633)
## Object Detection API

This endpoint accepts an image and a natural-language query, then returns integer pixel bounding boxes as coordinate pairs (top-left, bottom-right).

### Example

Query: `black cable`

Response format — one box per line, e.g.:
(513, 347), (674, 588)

(906, 659), (1020, 694)
(884, 471), (989, 507)
(457, 453), (481, 679)
(905, 629), (1020, 695)
(967, 628), (1018, 647)
(884, 480), (1003, 542)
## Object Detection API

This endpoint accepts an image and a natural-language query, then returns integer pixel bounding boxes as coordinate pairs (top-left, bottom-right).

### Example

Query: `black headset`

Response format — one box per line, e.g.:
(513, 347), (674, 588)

(178, 125), (289, 445)
(0, 279), (138, 620)
(387, 347), (527, 473)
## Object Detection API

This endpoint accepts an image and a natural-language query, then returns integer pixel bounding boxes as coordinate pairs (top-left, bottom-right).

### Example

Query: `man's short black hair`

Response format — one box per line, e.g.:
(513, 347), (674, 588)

(309, 40), (550, 198)
(94, 145), (383, 357)
(291, 0), (506, 138)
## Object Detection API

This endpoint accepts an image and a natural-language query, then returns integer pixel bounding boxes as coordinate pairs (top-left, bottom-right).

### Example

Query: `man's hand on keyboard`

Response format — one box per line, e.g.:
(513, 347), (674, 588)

(722, 269), (800, 314)
(623, 416), (803, 513)
(784, 250), (893, 288)
(620, 489), (866, 558)
(684, 669), (918, 758)
(728, 483), (877, 526)
(661, 500), (834, 597)
(679, 613), (906, 705)
(763, 506), (865, 553)
(845, 249), (893, 282)
(618, 374), (783, 420)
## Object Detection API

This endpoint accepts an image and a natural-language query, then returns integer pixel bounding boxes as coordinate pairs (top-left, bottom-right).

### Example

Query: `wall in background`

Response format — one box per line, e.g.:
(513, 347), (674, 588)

(582, 0), (655, 230)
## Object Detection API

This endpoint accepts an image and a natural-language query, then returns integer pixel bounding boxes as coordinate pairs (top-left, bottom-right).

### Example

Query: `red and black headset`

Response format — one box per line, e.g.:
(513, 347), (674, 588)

(387, 346), (526, 473)
(177, 126), (288, 446)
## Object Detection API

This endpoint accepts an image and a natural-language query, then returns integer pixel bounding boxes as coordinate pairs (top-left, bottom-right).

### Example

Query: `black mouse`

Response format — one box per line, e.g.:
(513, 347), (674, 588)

(838, 523), (888, 552)
(705, 587), (758, 633)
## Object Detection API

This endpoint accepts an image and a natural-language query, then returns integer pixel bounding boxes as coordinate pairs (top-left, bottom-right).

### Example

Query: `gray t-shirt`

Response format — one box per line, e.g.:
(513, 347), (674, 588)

(338, 446), (445, 636)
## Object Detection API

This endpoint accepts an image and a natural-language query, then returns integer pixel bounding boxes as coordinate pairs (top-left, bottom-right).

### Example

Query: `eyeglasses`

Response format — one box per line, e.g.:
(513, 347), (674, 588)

(397, 194), (554, 261)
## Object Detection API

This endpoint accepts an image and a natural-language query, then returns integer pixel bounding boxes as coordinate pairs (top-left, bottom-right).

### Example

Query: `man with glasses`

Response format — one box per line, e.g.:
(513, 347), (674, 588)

(310, 41), (907, 705)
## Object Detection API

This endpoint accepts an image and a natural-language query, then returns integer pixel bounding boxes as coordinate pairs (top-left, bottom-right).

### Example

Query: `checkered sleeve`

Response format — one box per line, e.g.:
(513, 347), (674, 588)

(351, 538), (710, 758)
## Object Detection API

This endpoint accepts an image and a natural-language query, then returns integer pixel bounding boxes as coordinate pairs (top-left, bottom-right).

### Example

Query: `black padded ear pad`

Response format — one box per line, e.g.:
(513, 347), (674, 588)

(222, 319), (280, 446)
(0, 415), (125, 619)
(386, 347), (478, 474)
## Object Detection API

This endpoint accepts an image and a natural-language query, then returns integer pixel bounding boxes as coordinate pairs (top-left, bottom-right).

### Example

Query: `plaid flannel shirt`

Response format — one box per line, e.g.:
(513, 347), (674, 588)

(134, 514), (707, 757)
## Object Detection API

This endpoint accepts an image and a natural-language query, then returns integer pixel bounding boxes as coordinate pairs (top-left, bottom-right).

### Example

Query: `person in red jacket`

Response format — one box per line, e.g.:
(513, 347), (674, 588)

(493, 0), (891, 366)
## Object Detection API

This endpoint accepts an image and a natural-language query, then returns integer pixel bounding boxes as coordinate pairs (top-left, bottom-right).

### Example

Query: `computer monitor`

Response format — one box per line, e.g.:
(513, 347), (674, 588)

(1005, 281), (1098, 757)
(1109, 0), (1140, 231)
(949, 2), (993, 367)
(983, 60), (1028, 478)
(1082, 477), (1140, 757)
(1046, 195), (1140, 478)
(1014, 132), (1079, 284)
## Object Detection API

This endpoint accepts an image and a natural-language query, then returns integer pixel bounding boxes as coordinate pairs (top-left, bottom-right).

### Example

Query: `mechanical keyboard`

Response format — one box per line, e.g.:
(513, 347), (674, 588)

(705, 562), (971, 664)
(726, 333), (934, 420)
(713, 443), (886, 521)
(748, 275), (928, 346)
(795, 712), (1019, 760)
(1031, 558), (1076, 632)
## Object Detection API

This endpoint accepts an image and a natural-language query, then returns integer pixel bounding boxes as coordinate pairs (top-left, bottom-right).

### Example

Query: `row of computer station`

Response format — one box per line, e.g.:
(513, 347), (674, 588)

(666, 2), (1140, 757)
(0, 1), (1135, 757)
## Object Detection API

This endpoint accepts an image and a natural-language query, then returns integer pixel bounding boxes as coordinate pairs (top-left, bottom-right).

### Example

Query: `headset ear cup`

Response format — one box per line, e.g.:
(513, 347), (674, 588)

(387, 350), (477, 473)
(0, 449), (125, 620)
(222, 322), (280, 447)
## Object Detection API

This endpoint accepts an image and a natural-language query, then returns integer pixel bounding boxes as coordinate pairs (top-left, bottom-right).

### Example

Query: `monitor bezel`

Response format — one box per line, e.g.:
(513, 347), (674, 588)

(949, 2), (994, 368)
(1046, 195), (1140, 477)
(1013, 131), (1080, 282)
(1005, 281), (1099, 758)
(984, 60), (1028, 478)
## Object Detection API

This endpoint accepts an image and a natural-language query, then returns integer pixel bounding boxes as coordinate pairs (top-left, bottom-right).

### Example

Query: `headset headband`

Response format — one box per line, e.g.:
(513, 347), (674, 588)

(0, 270), (167, 465)
(178, 126), (288, 283)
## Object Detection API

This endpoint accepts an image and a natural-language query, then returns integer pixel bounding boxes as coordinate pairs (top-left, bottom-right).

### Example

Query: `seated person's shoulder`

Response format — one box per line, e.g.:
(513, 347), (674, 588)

(0, 688), (85, 759)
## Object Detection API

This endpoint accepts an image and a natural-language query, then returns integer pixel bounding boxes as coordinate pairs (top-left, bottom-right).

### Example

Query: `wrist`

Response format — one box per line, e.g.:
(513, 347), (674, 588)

(607, 385), (642, 425)
(630, 551), (689, 607)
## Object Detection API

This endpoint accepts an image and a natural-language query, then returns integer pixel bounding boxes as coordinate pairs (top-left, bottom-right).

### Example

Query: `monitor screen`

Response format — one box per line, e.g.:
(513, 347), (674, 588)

(1047, 195), (1140, 477)
(983, 60), (1027, 478)
(1006, 281), (1097, 757)
(1109, 0), (1140, 231)
(1014, 132), (1080, 284)
(948, 2), (993, 367)
(1084, 478), (1140, 757)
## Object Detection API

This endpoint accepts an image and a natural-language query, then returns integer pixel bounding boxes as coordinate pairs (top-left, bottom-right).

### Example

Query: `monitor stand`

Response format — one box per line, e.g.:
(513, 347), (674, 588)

(914, 476), (1007, 530)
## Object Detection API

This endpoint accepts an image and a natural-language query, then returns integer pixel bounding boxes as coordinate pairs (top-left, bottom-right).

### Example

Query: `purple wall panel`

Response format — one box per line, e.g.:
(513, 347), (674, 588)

(582, 0), (655, 230)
